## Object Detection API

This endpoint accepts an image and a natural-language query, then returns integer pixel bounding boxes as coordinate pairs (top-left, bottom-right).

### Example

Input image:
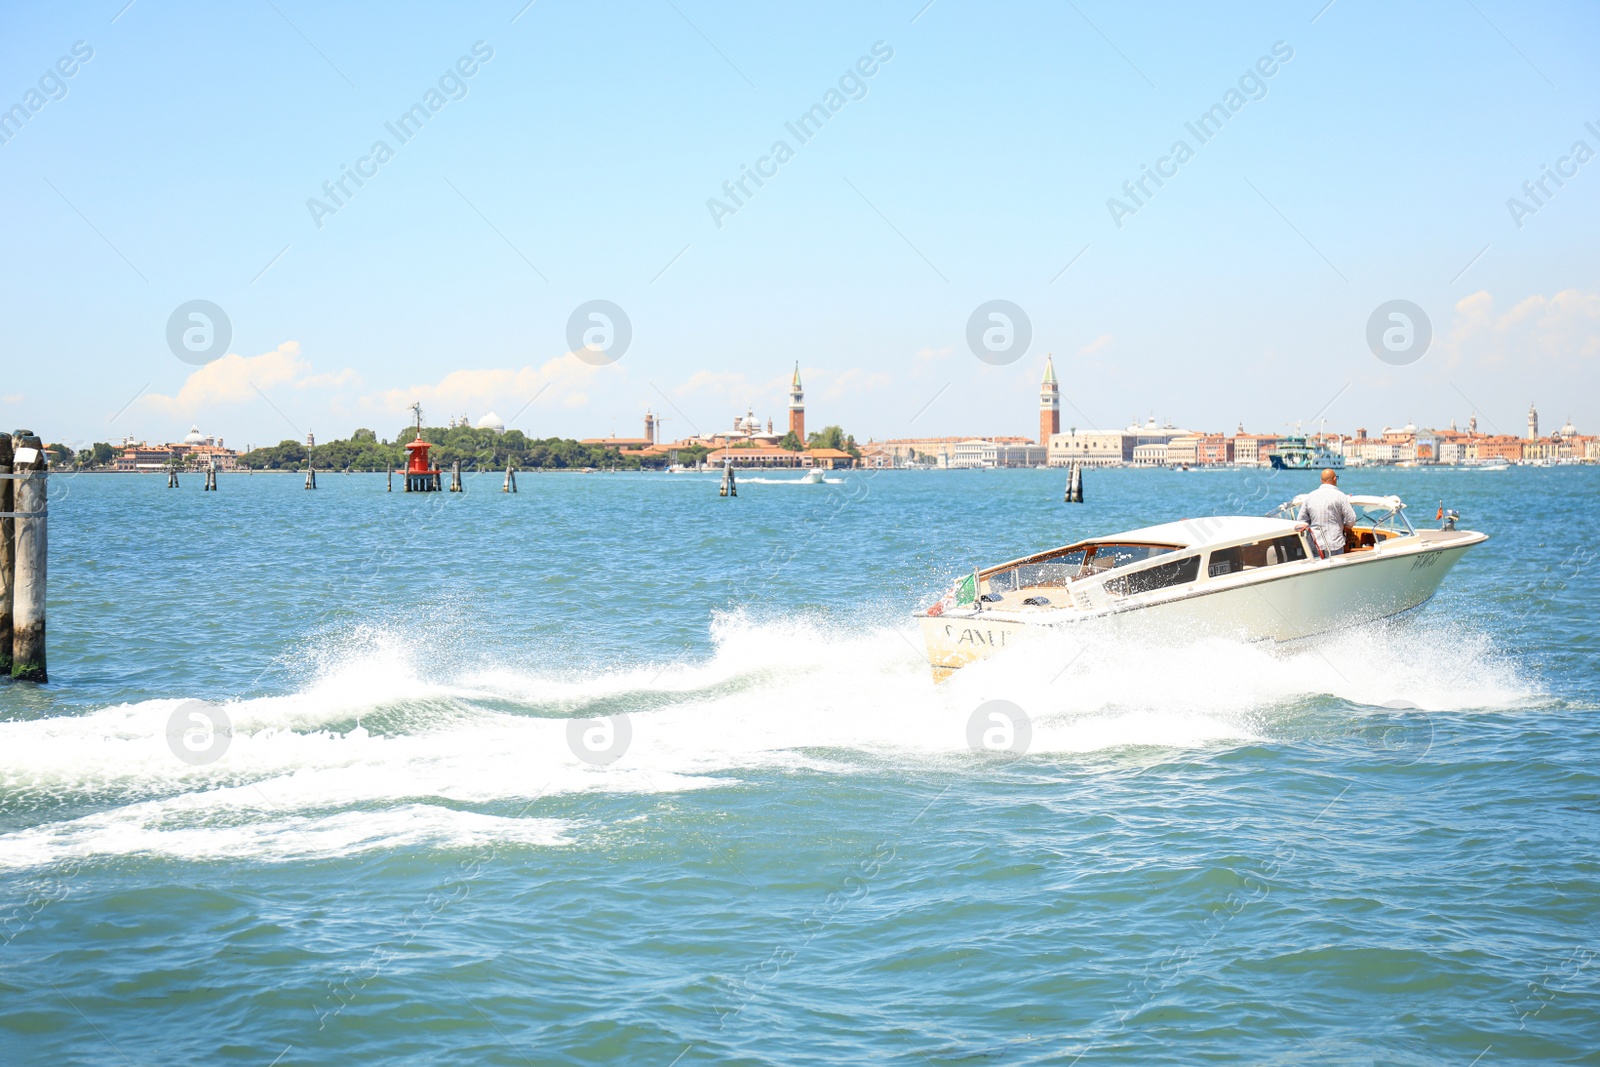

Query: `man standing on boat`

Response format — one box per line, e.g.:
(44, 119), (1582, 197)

(1299, 469), (1358, 555)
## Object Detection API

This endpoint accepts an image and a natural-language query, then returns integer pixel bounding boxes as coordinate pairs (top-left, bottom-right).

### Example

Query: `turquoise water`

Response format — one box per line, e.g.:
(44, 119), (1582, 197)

(1, 467), (1596, 1065)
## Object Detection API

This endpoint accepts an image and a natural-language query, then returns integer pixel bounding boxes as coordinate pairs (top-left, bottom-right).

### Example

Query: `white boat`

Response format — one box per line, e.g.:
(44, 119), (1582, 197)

(916, 494), (1487, 681)
(799, 468), (827, 484)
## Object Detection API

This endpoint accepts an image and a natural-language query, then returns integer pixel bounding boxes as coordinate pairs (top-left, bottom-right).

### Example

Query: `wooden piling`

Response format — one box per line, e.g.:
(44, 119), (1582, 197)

(387, 468), (393, 492)
(168, 466), (179, 488)
(503, 463), (516, 493)
(305, 466), (317, 490)
(450, 461), (462, 492)
(10, 432), (46, 683)
(0, 432), (12, 677)
(719, 463), (737, 497)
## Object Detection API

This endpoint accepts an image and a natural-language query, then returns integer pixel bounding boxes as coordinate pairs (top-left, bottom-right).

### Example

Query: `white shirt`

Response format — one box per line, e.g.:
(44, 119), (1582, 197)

(1298, 483), (1357, 555)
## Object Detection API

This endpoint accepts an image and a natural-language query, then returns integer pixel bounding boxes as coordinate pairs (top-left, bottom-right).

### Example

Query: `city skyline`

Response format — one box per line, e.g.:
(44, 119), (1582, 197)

(84, 358), (1582, 457)
(3, 2), (1595, 449)
(91, 362), (1584, 464)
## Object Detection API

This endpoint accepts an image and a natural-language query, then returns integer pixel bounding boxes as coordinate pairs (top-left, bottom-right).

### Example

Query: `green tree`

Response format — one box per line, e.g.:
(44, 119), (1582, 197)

(778, 431), (802, 451)
(806, 425), (847, 451)
(92, 442), (115, 466)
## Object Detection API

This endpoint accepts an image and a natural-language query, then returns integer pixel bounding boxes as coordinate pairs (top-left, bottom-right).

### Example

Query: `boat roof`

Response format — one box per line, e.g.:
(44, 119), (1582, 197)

(1091, 515), (1302, 550)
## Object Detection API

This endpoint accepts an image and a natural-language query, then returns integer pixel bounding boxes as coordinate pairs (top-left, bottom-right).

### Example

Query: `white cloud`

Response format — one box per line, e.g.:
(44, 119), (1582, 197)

(365, 354), (600, 425)
(910, 345), (952, 378)
(1445, 289), (1600, 368)
(141, 342), (354, 415)
(297, 369), (362, 390)
(824, 367), (891, 400)
(1077, 334), (1114, 357)
(674, 370), (782, 401)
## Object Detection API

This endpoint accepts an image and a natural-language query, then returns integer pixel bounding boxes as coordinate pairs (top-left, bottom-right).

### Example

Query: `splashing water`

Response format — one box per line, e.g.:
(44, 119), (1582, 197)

(0, 611), (1533, 870)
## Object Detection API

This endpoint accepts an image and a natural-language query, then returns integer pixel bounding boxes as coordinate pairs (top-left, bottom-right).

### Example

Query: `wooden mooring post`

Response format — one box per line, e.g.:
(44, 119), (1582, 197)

(304, 466), (317, 490)
(450, 461), (463, 493)
(387, 468), (393, 492)
(167, 466), (179, 488)
(719, 463), (737, 498)
(503, 463), (517, 493)
(1064, 462), (1084, 504)
(8, 431), (47, 683)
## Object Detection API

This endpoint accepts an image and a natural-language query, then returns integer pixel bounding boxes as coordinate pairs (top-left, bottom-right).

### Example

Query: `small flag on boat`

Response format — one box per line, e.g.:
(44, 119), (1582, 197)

(955, 571), (977, 606)
(1436, 500), (1444, 520)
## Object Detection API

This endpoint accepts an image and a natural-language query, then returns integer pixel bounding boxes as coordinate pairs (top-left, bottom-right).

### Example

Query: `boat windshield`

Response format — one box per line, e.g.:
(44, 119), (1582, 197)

(1267, 496), (1414, 536)
(1350, 501), (1413, 534)
(985, 543), (1175, 592)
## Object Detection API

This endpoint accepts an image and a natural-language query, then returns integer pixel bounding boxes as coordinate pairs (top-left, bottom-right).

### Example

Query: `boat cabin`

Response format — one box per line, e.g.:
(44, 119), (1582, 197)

(965, 517), (1314, 613)
(935, 496), (1421, 616)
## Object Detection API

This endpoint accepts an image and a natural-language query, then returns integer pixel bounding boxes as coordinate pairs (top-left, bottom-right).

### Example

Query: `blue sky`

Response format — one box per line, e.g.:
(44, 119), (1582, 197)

(2, 0), (1596, 449)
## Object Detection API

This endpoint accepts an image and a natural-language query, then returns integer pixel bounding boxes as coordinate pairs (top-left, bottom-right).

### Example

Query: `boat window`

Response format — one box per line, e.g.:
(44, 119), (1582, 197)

(1104, 554), (1200, 596)
(987, 550), (1086, 592)
(1206, 534), (1308, 578)
(1083, 543), (1174, 574)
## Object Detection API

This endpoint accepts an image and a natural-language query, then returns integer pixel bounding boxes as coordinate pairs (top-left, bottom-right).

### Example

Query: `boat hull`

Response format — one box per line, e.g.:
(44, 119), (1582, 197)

(919, 531), (1482, 681)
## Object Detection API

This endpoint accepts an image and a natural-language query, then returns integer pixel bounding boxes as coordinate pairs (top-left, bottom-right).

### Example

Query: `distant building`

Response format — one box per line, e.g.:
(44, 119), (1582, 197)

(864, 437), (968, 468)
(1038, 356), (1059, 445)
(1232, 429), (1280, 467)
(581, 409), (660, 452)
(1346, 421), (1420, 465)
(113, 427), (239, 471)
(950, 439), (1046, 468)
(789, 364), (805, 443)
(1047, 429), (1131, 467)
(1165, 435), (1201, 467)
(1047, 416), (1189, 467)
(1195, 434), (1233, 466)
(1131, 442), (1168, 466)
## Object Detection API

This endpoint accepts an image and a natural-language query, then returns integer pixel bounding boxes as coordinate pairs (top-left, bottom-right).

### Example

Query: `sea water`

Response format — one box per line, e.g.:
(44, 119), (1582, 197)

(0, 466), (1594, 1065)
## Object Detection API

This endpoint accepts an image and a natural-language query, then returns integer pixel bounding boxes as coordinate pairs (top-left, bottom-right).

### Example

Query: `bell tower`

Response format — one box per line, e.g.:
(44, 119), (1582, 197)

(1038, 355), (1060, 445)
(788, 363), (805, 442)
(644, 409), (656, 444)
(1527, 402), (1538, 440)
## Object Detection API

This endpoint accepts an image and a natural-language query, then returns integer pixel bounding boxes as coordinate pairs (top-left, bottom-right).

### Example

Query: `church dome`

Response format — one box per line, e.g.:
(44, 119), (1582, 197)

(182, 425), (206, 445)
(476, 411), (505, 432)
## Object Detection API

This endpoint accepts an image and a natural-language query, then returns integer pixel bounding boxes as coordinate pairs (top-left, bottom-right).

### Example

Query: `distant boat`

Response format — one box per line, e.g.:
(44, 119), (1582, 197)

(799, 468), (827, 484)
(1269, 434), (1344, 471)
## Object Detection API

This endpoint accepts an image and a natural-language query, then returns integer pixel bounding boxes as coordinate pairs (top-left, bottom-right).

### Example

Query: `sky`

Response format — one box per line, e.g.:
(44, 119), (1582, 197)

(1, 0), (1597, 450)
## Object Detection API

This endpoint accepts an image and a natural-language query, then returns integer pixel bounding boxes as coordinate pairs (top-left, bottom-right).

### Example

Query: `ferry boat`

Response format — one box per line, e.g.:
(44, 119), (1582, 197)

(916, 494), (1486, 681)
(1268, 434), (1344, 471)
